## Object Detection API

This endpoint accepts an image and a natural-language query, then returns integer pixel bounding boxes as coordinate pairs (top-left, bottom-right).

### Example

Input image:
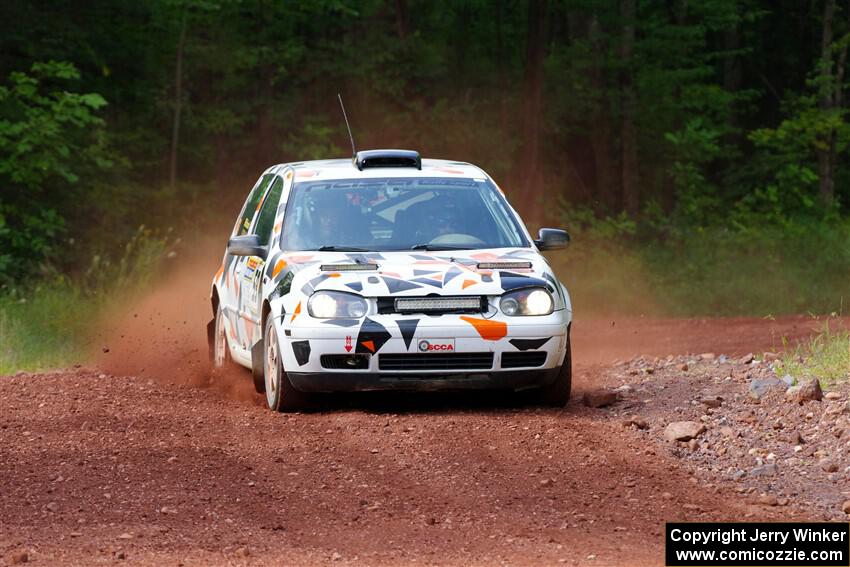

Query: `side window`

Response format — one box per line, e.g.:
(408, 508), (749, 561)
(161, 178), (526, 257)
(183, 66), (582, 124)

(252, 176), (284, 245)
(236, 175), (273, 236)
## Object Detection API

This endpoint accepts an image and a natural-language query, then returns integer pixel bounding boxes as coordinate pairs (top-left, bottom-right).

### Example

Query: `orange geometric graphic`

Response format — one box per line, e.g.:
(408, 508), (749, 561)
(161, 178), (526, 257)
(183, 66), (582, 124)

(471, 252), (500, 261)
(290, 301), (302, 323)
(288, 254), (314, 264)
(272, 259), (287, 278)
(461, 279), (477, 289)
(360, 340), (376, 353)
(459, 316), (507, 341)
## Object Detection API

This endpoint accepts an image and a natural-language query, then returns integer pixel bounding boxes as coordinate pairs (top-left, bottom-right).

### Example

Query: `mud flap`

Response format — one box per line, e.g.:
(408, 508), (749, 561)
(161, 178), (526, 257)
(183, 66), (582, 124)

(206, 318), (216, 362)
(251, 338), (266, 393)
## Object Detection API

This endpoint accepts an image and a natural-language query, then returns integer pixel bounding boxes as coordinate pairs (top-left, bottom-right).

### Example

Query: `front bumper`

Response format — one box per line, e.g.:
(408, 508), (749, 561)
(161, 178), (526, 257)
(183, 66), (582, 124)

(274, 310), (570, 393)
(287, 367), (561, 392)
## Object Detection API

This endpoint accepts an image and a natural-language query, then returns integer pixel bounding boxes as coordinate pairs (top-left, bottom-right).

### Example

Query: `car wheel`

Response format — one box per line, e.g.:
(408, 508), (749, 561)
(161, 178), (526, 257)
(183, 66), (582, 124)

(532, 338), (572, 407)
(263, 315), (308, 412)
(212, 304), (233, 371)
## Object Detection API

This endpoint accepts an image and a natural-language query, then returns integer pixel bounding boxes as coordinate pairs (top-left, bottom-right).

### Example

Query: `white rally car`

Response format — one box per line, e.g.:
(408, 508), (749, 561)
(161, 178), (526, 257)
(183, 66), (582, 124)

(208, 149), (572, 411)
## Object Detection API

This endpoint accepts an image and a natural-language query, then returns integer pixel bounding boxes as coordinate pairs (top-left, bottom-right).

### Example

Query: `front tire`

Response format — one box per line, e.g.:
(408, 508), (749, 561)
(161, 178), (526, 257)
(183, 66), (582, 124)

(531, 338), (572, 407)
(263, 316), (308, 412)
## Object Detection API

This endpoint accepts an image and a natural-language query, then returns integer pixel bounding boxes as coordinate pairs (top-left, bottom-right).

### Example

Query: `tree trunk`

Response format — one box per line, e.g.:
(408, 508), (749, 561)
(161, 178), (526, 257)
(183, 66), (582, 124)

(255, 1), (277, 166)
(723, 24), (742, 93)
(588, 13), (616, 211)
(169, 9), (187, 189)
(620, 0), (639, 216)
(515, 0), (548, 224)
(496, 0), (509, 134)
(818, 0), (836, 206)
(395, 0), (409, 40)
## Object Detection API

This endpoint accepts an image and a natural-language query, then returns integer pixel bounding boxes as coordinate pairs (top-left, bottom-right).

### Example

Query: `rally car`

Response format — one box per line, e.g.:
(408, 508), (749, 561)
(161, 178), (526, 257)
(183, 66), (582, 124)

(208, 149), (572, 411)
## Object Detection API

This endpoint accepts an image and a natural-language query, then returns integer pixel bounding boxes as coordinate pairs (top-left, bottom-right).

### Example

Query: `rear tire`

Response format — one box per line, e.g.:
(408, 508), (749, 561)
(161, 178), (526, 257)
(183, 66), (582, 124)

(531, 338), (572, 407)
(263, 315), (308, 412)
(212, 304), (234, 372)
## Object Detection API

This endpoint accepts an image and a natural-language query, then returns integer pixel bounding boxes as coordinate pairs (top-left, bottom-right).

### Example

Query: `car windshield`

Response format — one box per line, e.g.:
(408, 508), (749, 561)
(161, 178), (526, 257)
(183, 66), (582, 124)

(280, 177), (529, 251)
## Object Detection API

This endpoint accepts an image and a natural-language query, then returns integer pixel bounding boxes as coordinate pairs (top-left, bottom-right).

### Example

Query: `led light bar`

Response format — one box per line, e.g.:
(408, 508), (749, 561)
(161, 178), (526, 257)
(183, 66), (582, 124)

(395, 296), (482, 312)
(320, 263), (378, 271)
(476, 261), (532, 270)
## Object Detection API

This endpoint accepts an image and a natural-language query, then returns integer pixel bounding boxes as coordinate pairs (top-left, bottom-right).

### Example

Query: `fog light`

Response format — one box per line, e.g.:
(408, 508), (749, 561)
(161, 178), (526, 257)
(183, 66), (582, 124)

(501, 297), (520, 316)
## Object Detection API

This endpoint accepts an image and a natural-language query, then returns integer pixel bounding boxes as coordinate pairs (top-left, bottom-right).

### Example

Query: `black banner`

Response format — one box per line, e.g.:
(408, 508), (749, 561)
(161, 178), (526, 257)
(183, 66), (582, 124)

(666, 523), (849, 566)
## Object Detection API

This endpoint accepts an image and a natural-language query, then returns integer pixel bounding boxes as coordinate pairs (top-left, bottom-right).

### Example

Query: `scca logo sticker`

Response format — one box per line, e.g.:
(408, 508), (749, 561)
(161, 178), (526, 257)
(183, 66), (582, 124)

(418, 340), (455, 352)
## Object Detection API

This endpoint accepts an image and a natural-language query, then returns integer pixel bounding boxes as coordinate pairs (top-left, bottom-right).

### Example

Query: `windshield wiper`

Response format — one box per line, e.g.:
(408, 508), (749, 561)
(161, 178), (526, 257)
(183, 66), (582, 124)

(409, 243), (472, 251)
(316, 245), (371, 252)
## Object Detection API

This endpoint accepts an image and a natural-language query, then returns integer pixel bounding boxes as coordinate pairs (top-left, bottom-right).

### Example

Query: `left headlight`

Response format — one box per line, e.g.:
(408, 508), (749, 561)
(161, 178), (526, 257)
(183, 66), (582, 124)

(499, 287), (554, 316)
(308, 291), (368, 318)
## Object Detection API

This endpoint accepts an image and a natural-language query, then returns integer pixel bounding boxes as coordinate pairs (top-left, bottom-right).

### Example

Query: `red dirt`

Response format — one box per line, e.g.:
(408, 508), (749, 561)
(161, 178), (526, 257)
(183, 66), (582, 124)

(1, 256), (842, 565)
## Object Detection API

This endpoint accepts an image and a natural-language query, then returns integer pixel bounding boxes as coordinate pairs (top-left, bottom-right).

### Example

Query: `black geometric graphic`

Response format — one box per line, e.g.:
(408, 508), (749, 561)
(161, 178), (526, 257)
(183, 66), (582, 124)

(412, 277), (443, 288)
(345, 281), (363, 292)
(382, 276), (422, 293)
(396, 319), (420, 350)
(442, 266), (462, 286)
(291, 340), (311, 366)
(509, 337), (552, 351)
(355, 318), (392, 354)
(322, 318), (360, 327)
(499, 271), (548, 291)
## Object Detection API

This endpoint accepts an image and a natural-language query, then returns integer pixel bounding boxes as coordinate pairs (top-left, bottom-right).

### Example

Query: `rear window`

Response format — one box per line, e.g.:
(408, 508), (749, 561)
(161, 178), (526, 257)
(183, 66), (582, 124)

(236, 175), (272, 236)
(253, 176), (283, 245)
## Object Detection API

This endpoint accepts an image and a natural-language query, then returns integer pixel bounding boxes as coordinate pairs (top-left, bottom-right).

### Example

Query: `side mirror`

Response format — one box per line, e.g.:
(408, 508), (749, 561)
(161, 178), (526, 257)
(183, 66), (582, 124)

(227, 234), (267, 257)
(535, 228), (570, 251)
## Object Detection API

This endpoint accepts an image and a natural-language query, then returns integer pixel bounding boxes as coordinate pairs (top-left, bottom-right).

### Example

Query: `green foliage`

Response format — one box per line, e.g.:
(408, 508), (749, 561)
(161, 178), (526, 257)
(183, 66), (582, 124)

(0, 0), (848, 333)
(778, 322), (850, 386)
(552, 198), (850, 317)
(0, 61), (112, 283)
(281, 118), (344, 161)
(745, 93), (846, 217)
(664, 118), (724, 223)
(642, 219), (850, 316)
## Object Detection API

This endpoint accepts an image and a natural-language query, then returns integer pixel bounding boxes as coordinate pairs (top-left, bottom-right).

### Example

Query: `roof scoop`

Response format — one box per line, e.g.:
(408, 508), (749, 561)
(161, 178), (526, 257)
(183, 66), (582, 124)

(355, 149), (421, 171)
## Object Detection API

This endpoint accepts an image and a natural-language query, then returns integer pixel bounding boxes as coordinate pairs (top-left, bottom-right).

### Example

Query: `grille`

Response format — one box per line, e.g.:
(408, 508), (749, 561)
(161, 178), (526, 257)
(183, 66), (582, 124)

(501, 352), (547, 369)
(378, 352), (494, 371)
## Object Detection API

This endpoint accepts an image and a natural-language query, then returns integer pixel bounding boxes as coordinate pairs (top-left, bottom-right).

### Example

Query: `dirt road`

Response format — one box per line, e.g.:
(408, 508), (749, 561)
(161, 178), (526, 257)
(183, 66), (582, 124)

(5, 321), (835, 566)
(1, 258), (842, 565)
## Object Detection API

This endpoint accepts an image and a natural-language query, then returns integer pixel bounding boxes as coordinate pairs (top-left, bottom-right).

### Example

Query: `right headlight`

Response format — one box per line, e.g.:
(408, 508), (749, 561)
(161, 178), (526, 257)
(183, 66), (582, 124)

(499, 287), (554, 316)
(307, 291), (368, 318)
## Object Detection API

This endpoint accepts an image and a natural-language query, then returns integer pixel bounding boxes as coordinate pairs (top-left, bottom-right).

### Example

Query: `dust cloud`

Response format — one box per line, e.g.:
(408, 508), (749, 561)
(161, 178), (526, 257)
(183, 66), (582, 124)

(93, 234), (258, 403)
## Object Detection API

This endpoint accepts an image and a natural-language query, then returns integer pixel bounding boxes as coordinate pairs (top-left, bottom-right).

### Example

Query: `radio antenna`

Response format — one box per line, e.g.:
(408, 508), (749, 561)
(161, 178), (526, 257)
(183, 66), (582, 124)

(337, 93), (357, 157)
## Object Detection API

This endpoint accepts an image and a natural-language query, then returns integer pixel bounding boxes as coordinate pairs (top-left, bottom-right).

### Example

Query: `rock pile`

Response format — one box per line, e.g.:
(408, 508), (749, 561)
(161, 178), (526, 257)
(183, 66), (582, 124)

(592, 352), (850, 520)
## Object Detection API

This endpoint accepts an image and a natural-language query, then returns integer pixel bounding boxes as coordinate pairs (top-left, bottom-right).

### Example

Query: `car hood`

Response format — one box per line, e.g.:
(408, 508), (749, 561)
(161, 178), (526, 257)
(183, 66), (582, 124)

(266, 247), (561, 302)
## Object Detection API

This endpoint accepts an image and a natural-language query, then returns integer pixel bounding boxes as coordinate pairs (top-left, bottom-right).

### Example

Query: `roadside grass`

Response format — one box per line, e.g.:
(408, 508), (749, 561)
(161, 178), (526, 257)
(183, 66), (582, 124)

(0, 228), (168, 375)
(777, 322), (850, 387)
(642, 222), (850, 317)
(551, 213), (850, 318)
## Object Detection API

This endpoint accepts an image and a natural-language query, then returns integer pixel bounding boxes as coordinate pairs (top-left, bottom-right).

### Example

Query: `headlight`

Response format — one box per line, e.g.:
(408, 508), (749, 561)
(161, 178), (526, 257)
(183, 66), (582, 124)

(499, 288), (553, 316)
(307, 291), (368, 318)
